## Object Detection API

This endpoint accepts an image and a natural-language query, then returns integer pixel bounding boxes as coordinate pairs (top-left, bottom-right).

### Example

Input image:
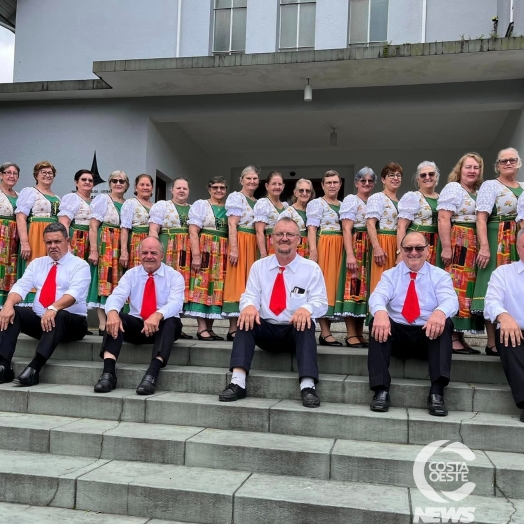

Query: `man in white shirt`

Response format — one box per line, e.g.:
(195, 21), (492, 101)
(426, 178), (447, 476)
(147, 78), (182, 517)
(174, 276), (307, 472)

(94, 236), (184, 395)
(368, 231), (458, 416)
(484, 228), (524, 423)
(219, 217), (328, 408)
(0, 223), (90, 386)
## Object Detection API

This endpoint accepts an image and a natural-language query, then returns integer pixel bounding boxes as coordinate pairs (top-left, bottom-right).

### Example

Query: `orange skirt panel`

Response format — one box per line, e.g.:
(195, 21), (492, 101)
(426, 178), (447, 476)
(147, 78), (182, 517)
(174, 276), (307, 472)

(317, 234), (344, 310)
(369, 233), (397, 295)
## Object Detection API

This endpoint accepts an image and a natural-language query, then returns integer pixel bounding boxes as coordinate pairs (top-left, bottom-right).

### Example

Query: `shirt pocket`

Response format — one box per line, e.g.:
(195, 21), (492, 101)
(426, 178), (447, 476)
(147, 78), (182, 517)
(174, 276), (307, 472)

(289, 292), (307, 310)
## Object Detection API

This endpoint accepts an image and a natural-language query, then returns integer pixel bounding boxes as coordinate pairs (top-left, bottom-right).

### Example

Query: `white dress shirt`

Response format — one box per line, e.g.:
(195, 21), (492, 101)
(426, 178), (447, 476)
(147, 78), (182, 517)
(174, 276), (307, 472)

(484, 260), (524, 328)
(10, 252), (90, 317)
(105, 263), (184, 320)
(240, 254), (328, 323)
(369, 261), (458, 326)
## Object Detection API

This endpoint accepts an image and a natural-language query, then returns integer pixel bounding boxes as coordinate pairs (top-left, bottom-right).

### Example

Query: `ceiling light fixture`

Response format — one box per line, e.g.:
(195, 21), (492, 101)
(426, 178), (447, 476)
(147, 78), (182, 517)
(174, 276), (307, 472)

(304, 78), (312, 102)
(330, 127), (338, 147)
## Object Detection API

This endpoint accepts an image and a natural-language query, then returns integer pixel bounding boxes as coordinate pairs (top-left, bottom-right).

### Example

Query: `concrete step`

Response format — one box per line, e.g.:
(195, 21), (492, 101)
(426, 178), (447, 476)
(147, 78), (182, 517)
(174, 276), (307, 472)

(12, 334), (505, 384)
(11, 358), (520, 415)
(3, 411), (524, 498)
(1, 383), (523, 453)
(0, 502), (186, 524)
(0, 449), (521, 524)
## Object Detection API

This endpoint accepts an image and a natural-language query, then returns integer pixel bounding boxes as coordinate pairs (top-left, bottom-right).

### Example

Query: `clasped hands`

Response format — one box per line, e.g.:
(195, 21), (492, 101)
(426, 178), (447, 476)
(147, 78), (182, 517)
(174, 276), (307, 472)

(105, 310), (163, 338)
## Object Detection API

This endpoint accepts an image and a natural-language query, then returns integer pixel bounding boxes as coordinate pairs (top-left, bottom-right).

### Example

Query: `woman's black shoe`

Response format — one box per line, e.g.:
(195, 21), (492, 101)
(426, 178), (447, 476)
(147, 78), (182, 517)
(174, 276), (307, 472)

(318, 334), (342, 347)
(344, 336), (367, 348)
(98, 329), (105, 336)
(179, 332), (194, 340)
(208, 331), (224, 341)
(226, 331), (236, 341)
(197, 330), (215, 341)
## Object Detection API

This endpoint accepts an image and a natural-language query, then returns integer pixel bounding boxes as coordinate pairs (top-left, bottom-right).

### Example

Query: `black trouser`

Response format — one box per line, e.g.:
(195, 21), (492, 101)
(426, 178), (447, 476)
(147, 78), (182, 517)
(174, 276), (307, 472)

(496, 329), (524, 409)
(229, 318), (319, 382)
(368, 317), (453, 391)
(0, 306), (88, 362)
(100, 313), (182, 366)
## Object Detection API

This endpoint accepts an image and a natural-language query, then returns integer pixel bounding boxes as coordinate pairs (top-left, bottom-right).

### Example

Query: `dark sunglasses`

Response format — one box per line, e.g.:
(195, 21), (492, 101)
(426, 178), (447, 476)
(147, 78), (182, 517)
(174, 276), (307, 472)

(401, 245), (428, 253)
(210, 185), (227, 190)
(419, 172), (436, 179)
(297, 189), (312, 194)
(79, 178), (94, 183)
(110, 179), (126, 184)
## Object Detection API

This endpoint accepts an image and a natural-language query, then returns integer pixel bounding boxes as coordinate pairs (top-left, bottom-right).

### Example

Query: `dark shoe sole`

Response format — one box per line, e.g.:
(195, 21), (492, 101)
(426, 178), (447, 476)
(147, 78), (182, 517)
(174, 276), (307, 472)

(219, 392), (247, 402)
(370, 403), (389, 412)
(12, 377), (39, 387)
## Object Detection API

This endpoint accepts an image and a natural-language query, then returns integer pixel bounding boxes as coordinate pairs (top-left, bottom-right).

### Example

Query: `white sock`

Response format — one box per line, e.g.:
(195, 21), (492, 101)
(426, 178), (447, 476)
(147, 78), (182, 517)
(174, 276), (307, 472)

(231, 371), (246, 389)
(300, 377), (315, 390)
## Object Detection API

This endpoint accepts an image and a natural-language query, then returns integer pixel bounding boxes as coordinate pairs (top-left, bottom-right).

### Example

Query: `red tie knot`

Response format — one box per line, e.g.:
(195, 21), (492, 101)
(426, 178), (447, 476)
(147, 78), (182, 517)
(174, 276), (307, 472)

(409, 272), (417, 280)
(279, 266), (285, 273)
(148, 273), (154, 278)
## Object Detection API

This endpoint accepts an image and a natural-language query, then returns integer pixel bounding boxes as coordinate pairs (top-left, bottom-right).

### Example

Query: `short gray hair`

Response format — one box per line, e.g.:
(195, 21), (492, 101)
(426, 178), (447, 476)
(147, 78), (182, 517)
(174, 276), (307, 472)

(355, 167), (377, 184)
(239, 165), (260, 183)
(495, 148), (522, 173)
(273, 216), (300, 234)
(0, 162), (20, 175)
(413, 161), (440, 188)
(43, 222), (68, 239)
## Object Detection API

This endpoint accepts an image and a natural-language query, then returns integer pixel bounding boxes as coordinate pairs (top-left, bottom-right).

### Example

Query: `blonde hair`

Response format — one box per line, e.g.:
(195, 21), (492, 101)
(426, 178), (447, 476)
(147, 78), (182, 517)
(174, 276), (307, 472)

(447, 152), (484, 191)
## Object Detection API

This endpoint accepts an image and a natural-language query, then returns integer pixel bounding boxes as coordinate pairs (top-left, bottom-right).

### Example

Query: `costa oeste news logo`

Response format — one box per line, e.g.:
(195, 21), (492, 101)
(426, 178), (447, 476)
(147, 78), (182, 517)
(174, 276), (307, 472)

(413, 440), (476, 523)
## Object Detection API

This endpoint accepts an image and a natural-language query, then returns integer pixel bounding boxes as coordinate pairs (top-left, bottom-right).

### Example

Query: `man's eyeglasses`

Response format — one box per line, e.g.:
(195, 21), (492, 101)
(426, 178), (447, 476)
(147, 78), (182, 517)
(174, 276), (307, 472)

(297, 188), (312, 194)
(210, 186), (227, 191)
(498, 158), (518, 165)
(419, 172), (436, 179)
(273, 232), (299, 239)
(324, 181), (340, 186)
(110, 179), (126, 184)
(401, 245), (428, 253)
(386, 173), (402, 179)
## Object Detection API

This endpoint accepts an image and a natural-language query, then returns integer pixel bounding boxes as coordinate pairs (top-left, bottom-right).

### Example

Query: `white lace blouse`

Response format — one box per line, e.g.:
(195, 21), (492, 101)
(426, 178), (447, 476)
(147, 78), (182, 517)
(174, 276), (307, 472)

(397, 191), (437, 226)
(278, 206), (307, 232)
(121, 198), (151, 229)
(188, 199), (220, 229)
(58, 193), (92, 226)
(365, 192), (398, 230)
(90, 194), (121, 226)
(225, 191), (256, 228)
(15, 187), (61, 217)
(340, 195), (367, 228)
(436, 183), (476, 223)
(306, 198), (341, 232)
(475, 179), (524, 217)
(0, 190), (17, 217)
(254, 198), (289, 230)
(149, 200), (190, 228)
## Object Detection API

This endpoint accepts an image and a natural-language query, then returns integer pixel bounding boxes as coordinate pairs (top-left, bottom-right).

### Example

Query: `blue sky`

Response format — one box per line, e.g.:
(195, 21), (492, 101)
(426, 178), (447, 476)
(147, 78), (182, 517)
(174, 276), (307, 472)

(0, 26), (14, 83)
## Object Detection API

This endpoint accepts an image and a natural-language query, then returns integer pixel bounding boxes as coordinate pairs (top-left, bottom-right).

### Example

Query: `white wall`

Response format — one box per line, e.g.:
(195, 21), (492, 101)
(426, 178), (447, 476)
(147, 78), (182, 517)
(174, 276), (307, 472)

(14, 0), (179, 82)
(426, 0), (497, 42)
(315, 0), (349, 50)
(388, 0), (423, 44)
(245, 0), (278, 54)
(0, 100), (148, 196)
(178, 0), (212, 58)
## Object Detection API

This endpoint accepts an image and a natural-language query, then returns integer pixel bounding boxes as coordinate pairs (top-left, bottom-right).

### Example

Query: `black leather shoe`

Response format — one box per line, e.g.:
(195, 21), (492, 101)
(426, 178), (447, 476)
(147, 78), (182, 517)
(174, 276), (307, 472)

(219, 382), (246, 402)
(94, 372), (117, 393)
(226, 331), (236, 341)
(485, 345), (499, 357)
(0, 364), (14, 384)
(344, 336), (368, 348)
(318, 334), (343, 347)
(136, 374), (157, 395)
(12, 366), (39, 387)
(179, 331), (193, 340)
(521, 409), (524, 423)
(208, 331), (224, 341)
(301, 387), (320, 408)
(428, 394), (448, 417)
(370, 390), (390, 412)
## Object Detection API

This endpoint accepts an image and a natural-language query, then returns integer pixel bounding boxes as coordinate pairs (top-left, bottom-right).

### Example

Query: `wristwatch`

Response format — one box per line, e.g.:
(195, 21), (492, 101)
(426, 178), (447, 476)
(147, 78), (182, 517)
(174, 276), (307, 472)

(46, 306), (59, 312)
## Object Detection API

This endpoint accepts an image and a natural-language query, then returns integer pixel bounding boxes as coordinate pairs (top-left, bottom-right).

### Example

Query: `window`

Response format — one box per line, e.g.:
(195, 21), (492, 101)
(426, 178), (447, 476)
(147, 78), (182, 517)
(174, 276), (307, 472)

(280, 0), (316, 51)
(349, 0), (388, 44)
(213, 0), (247, 54)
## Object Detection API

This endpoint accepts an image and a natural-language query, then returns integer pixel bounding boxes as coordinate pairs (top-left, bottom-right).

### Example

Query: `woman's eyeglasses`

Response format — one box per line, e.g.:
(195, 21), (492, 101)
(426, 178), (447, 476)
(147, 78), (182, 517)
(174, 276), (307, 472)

(110, 179), (126, 184)
(210, 186), (227, 191)
(419, 172), (436, 179)
(297, 189), (312, 194)
(79, 178), (94, 183)
(498, 158), (518, 165)
(359, 179), (375, 185)
(386, 173), (402, 179)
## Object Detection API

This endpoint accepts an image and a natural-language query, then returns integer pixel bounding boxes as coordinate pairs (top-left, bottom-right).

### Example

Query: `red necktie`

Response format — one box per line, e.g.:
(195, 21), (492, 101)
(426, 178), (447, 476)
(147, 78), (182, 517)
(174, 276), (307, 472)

(269, 266), (286, 316)
(39, 262), (57, 308)
(401, 272), (420, 323)
(140, 273), (157, 320)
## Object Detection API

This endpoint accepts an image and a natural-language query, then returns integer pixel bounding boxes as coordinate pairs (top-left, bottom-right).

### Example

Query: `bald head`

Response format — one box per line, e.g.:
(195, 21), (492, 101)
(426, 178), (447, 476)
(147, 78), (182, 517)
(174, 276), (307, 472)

(139, 236), (164, 273)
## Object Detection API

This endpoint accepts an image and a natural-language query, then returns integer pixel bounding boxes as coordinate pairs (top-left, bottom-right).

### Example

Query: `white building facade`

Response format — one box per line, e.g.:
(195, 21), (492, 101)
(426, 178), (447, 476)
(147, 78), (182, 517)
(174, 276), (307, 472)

(1, 0), (524, 199)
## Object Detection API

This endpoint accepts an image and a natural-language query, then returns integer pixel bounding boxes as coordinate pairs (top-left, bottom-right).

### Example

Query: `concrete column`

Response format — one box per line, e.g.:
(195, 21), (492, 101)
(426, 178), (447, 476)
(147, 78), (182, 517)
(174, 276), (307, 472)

(178, 0), (213, 57)
(315, 0), (349, 50)
(246, 0), (278, 54)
